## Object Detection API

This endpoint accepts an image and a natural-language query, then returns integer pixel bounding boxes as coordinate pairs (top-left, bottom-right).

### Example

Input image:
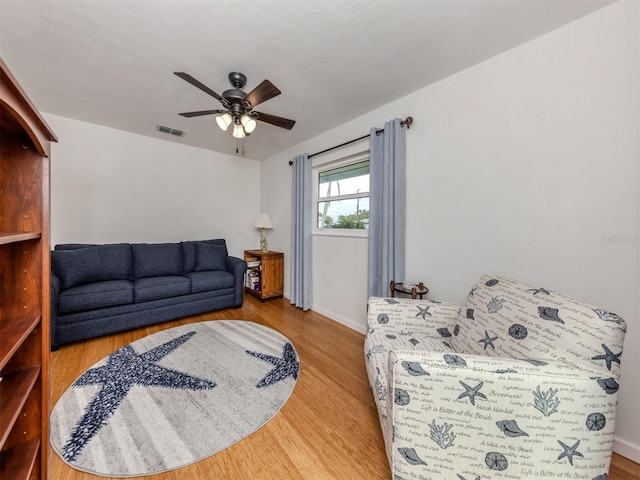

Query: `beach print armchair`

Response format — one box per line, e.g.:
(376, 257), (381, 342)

(365, 274), (626, 480)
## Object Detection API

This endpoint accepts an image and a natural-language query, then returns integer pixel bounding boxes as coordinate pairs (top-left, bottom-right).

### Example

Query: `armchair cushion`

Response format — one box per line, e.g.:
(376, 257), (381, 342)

(365, 330), (452, 419)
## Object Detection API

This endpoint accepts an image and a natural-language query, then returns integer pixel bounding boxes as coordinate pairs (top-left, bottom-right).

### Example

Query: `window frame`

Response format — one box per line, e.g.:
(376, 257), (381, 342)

(312, 151), (370, 238)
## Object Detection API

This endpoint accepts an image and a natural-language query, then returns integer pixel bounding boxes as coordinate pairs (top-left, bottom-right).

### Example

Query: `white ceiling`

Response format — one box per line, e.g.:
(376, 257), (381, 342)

(0, 0), (615, 160)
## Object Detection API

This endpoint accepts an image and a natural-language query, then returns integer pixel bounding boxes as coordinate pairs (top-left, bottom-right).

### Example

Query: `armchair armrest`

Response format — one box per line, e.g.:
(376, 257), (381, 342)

(386, 350), (617, 479)
(368, 296), (462, 333)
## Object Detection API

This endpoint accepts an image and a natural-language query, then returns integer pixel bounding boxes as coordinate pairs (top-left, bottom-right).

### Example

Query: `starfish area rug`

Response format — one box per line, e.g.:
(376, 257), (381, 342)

(50, 320), (300, 477)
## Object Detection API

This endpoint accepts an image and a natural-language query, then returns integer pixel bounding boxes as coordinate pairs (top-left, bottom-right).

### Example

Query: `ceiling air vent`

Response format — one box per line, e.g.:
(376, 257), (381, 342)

(156, 125), (185, 137)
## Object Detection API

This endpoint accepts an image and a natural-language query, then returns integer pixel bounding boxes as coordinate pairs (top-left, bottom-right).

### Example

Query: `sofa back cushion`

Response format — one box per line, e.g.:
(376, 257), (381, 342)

(450, 274), (627, 377)
(54, 243), (132, 281)
(181, 239), (228, 273)
(52, 247), (107, 289)
(194, 242), (227, 271)
(132, 243), (183, 279)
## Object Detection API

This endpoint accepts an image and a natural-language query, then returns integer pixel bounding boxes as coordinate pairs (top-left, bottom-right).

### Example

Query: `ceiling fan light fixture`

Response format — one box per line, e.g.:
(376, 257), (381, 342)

(176, 71), (296, 152)
(241, 114), (257, 133)
(216, 112), (232, 131)
(232, 123), (246, 139)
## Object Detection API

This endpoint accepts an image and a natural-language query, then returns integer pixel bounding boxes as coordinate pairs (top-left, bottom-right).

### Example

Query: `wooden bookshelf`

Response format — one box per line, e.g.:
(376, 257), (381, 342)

(0, 58), (57, 480)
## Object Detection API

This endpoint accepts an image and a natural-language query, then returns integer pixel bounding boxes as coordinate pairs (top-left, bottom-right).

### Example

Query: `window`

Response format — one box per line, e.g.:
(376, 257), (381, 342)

(314, 154), (370, 236)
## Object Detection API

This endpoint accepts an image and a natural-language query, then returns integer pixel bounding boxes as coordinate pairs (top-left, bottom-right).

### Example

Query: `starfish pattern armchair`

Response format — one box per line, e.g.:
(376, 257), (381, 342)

(365, 274), (626, 480)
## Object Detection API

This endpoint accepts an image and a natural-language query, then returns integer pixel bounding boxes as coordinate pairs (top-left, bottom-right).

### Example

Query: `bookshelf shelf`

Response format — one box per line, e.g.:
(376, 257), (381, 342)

(0, 232), (41, 245)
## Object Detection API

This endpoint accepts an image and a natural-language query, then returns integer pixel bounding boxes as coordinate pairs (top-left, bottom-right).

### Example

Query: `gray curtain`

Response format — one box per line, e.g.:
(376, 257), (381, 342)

(290, 153), (313, 310)
(368, 118), (406, 297)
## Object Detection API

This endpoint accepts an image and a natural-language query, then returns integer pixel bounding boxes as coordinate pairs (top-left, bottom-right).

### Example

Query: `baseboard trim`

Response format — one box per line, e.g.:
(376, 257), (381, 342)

(311, 304), (367, 334)
(614, 436), (640, 463)
(284, 292), (367, 334)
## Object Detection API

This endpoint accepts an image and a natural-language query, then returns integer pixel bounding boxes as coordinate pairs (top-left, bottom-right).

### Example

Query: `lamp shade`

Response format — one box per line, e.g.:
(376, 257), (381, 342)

(232, 123), (246, 139)
(254, 214), (273, 229)
(241, 114), (257, 133)
(216, 113), (232, 131)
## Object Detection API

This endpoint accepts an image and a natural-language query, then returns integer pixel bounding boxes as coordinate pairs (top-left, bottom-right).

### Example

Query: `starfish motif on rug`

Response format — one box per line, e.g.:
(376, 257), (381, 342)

(62, 331), (216, 462)
(246, 342), (300, 388)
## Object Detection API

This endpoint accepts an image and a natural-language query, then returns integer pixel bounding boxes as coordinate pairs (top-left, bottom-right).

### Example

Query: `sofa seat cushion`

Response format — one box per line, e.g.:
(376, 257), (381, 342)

(132, 243), (183, 279)
(185, 271), (234, 293)
(365, 330), (451, 418)
(133, 276), (191, 303)
(58, 280), (134, 313)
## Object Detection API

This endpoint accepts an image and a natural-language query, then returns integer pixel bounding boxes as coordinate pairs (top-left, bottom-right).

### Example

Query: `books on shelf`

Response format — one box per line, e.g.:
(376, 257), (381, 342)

(247, 261), (261, 268)
(245, 270), (260, 291)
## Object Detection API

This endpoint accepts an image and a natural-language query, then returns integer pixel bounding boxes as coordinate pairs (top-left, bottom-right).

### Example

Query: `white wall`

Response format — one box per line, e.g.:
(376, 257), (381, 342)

(261, 0), (640, 462)
(45, 114), (261, 258)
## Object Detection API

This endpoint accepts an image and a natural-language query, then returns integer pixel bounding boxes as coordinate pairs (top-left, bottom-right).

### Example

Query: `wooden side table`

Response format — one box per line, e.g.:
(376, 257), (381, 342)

(390, 280), (429, 299)
(244, 250), (284, 300)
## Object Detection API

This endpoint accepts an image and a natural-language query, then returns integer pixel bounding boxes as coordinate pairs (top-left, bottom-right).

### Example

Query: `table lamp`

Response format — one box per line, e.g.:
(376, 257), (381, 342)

(254, 214), (273, 252)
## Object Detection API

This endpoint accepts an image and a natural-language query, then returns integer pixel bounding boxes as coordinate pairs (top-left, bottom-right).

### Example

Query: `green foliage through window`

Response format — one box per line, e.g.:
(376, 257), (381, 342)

(315, 157), (370, 233)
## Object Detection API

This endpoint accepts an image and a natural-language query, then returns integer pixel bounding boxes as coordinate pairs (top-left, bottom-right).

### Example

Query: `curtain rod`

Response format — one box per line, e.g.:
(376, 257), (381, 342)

(288, 116), (413, 165)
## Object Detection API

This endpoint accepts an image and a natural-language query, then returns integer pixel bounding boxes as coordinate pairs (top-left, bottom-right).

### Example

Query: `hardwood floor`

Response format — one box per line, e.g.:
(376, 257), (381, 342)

(50, 295), (639, 480)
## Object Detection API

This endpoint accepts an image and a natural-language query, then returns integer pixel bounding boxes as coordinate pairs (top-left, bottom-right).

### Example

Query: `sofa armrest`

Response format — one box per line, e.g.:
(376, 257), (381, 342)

(226, 256), (247, 307)
(50, 272), (61, 350)
(51, 271), (61, 298)
(386, 350), (617, 479)
(368, 296), (462, 334)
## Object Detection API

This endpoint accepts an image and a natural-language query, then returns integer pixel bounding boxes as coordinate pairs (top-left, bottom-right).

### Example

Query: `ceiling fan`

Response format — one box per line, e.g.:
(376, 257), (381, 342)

(174, 71), (296, 139)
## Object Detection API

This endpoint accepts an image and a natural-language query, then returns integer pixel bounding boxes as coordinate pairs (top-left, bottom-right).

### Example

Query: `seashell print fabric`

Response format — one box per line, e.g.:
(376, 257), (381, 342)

(451, 275), (626, 377)
(364, 275), (626, 480)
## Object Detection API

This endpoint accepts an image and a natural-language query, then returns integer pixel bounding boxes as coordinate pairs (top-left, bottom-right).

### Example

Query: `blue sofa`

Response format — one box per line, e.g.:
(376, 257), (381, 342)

(50, 239), (247, 350)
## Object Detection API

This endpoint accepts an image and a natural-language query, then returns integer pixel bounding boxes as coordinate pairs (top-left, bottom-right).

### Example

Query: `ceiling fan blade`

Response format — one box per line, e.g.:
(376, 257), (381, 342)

(254, 111), (296, 130)
(243, 80), (281, 109)
(178, 109), (226, 118)
(174, 72), (225, 104)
